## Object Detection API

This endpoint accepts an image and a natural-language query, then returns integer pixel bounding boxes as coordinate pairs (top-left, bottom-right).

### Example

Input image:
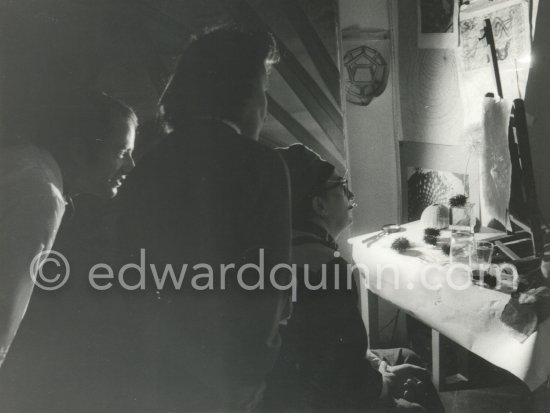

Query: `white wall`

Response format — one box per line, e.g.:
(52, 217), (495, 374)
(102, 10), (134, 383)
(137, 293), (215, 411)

(339, 0), (407, 347)
(339, 0), (400, 236)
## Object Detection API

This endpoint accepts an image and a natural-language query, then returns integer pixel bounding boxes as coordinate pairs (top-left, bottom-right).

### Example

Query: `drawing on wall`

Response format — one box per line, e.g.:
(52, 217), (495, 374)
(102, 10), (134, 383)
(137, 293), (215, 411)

(342, 26), (390, 106)
(418, 0), (459, 48)
(343, 45), (389, 106)
(420, 0), (454, 33)
(460, 0), (530, 72)
(457, 0), (530, 128)
(407, 167), (468, 221)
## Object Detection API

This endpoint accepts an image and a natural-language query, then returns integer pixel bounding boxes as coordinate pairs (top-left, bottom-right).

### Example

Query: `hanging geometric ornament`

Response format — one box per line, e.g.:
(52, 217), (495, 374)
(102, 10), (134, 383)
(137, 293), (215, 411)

(343, 45), (389, 106)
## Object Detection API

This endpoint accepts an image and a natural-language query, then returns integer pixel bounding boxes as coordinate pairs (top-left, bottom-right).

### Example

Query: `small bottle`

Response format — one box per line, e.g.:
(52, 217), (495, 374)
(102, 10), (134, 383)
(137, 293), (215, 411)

(449, 203), (475, 233)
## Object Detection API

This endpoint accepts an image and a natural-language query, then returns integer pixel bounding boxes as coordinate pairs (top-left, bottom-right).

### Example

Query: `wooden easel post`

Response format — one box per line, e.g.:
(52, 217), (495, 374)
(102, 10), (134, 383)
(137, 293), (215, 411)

(480, 18), (504, 98)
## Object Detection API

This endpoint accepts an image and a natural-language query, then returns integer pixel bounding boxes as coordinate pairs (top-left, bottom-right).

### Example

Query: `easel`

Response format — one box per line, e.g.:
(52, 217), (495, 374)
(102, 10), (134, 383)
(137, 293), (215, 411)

(430, 19), (544, 394)
(481, 18), (544, 259)
(483, 19), (539, 404)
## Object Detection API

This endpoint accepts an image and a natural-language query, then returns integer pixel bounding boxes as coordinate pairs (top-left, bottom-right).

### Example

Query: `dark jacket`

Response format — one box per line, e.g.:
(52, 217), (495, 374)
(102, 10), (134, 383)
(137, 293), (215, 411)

(114, 119), (292, 412)
(261, 222), (382, 413)
(0, 119), (291, 413)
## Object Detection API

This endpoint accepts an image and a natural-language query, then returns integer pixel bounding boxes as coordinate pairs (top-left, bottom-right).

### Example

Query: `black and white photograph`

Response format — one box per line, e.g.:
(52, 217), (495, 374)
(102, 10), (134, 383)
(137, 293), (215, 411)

(417, 0), (459, 48)
(420, 0), (455, 34)
(0, 0), (549, 412)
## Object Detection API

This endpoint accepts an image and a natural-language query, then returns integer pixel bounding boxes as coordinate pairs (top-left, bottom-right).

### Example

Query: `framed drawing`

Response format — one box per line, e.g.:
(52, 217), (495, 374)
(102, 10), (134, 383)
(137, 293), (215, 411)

(400, 141), (479, 223)
(418, 0), (459, 48)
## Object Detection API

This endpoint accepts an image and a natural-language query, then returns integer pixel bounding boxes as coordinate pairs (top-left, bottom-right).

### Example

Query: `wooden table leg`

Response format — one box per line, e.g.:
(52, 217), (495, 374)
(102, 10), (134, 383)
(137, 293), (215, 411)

(432, 329), (443, 391)
(365, 289), (380, 349)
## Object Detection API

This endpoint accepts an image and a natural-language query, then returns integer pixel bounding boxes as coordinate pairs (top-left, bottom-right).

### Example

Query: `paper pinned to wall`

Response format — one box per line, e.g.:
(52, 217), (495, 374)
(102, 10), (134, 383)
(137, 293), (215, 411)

(341, 26), (391, 107)
(479, 97), (513, 229)
(457, 0), (531, 129)
(460, 0), (530, 72)
(418, 0), (460, 48)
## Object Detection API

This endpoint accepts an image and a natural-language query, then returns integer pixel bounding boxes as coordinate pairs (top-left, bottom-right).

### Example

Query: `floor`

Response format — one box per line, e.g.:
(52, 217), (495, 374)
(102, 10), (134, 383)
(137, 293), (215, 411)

(438, 382), (550, 412)
(406, 319), (550, 412)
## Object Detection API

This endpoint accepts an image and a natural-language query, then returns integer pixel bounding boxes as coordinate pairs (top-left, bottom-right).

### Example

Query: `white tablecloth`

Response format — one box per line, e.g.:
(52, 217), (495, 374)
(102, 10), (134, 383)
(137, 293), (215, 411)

(348, 221), (550, 391)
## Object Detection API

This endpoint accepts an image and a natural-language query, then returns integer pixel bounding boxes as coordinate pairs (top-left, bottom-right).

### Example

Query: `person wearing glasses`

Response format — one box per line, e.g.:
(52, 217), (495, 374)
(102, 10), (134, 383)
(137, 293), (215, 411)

(0, 90), (137, 370)
(261, 144), (444, 413)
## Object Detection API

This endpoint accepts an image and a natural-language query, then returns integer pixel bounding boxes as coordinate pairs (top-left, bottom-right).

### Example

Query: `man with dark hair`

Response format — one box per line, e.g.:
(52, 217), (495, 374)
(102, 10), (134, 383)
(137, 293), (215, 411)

(116, 27), (291, 412)
(161, 27), (278, 139)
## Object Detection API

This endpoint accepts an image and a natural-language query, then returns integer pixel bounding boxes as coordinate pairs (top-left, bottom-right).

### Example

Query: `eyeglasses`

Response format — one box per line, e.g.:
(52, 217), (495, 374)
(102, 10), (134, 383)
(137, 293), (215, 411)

(323, 178), (355, 201)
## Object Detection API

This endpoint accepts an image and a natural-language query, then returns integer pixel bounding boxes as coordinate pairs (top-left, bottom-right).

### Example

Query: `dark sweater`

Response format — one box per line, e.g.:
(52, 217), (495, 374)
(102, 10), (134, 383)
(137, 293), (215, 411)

(115, 119), (292, 412)
(261, 222), (382, 413)
(0, 119), (292, 413)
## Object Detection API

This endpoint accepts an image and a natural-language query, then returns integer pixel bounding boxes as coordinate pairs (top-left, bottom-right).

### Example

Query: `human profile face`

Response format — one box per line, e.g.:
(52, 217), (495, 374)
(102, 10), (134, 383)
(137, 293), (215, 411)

(78, 120), (136, 199)
(239, 69), (268, 141)
(318, 171), (356, 237)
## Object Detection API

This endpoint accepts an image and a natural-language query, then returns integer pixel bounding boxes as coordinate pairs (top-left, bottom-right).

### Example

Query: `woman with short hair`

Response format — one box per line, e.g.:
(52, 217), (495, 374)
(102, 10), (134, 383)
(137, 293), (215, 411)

(0, 90), (137, 368)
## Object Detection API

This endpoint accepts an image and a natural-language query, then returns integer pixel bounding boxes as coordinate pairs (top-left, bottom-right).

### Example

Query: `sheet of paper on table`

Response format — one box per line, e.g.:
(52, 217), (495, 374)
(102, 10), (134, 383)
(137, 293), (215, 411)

(348, 221), (550, 391)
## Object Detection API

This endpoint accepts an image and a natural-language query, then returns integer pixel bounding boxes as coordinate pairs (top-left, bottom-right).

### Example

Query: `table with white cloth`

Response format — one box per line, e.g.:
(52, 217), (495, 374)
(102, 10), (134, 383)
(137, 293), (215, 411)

(348, 221), (550, 392)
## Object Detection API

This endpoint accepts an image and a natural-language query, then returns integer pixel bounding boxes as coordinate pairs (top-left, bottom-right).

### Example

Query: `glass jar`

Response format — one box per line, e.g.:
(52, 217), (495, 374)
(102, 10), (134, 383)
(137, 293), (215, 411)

(450, 230), (475, 266)
(450, 203), (475, 232)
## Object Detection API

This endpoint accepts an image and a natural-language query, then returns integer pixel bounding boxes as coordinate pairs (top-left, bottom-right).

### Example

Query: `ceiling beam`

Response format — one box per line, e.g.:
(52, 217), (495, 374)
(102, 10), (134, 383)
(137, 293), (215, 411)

(279, 0), (341, 106)
(267, 94), (345, 170)
(224, 0), (346, 158)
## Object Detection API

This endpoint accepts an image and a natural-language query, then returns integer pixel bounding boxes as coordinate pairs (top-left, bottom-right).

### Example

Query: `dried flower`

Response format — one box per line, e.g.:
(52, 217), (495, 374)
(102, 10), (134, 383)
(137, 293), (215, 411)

(424, 235), (438, 246)
(449, 194), (468, 208)
(391, 237), (411, 253)
(472, 270), (497, 288)
(424, 228), (441, 237)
